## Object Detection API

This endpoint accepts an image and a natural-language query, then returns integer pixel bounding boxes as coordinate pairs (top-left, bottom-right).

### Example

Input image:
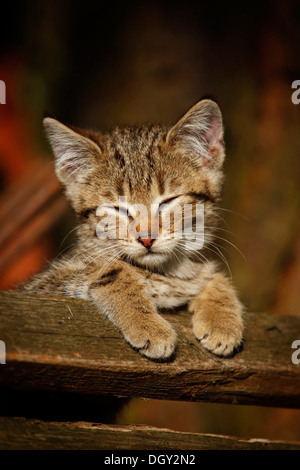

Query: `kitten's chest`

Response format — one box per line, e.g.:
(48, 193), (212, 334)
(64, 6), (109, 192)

(146, 275), (201, 309)
(145, 262), (212, 309)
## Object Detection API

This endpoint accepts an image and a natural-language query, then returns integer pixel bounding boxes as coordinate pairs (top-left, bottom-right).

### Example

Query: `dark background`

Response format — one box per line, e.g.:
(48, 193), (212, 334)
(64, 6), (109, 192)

(0, 0), (300, 441)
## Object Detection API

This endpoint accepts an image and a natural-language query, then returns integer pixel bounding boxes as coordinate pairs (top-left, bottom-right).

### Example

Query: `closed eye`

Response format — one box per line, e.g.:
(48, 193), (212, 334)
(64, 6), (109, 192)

(81, 207), (98, 219)
(158, 195), (180, 209)
(81, 205), (132, 220)
(114, 206), (133, 221)
(187, 192), (214, 203)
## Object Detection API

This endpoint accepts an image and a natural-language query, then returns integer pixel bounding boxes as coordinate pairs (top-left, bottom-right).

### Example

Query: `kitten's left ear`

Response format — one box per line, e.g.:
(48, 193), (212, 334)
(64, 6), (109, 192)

(43, 117), (101, 185)
(166, 99), (225, 168)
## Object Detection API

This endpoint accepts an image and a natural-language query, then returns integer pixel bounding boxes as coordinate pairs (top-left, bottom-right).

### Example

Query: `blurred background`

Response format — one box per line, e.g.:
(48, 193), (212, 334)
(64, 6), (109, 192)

(0, 0), (300, 442)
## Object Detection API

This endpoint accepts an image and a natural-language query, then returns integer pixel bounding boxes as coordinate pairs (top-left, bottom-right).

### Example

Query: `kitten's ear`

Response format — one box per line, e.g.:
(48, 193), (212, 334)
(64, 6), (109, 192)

(166, 99), (225, 168)
(43, 117), (101, 184)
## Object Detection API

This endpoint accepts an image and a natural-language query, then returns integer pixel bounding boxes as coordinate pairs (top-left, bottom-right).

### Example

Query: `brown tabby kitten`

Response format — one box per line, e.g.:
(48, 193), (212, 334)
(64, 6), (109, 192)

(22, 99), (244, 361)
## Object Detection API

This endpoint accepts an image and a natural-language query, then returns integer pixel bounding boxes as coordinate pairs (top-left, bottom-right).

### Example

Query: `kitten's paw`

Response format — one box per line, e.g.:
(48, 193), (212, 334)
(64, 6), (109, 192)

(192, 309), (244, 357)
(124, 316), (177, 361)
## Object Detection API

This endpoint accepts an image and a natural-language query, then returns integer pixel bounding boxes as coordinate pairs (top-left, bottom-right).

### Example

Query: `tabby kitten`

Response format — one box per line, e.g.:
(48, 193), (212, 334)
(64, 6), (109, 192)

(23, 99), (244, 361)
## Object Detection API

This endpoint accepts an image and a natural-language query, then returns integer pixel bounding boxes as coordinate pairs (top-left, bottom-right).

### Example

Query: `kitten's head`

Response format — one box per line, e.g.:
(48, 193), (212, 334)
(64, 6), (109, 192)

(44, 99), (225, 270)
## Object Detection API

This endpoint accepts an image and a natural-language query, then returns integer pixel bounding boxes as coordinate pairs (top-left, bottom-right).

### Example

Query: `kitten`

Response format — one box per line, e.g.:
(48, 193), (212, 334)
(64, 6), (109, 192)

(22, 99), (244, 361)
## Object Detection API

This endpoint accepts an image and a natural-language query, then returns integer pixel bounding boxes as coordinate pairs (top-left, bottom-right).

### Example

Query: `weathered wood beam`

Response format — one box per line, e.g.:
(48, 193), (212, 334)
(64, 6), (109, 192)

(0, 163), (68, 272)
(0, 417), (299, 450)
(0, 291), (300, 408)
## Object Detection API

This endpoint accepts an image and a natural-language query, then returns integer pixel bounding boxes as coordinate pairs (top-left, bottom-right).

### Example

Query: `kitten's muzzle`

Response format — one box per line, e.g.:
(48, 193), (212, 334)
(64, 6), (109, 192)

(137, 237), (156, 249)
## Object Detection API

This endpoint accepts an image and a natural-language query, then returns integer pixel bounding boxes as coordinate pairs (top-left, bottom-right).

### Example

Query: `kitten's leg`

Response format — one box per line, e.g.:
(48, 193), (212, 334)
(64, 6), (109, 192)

(88, 266), (177, 361)
(189, 273), (244, 357)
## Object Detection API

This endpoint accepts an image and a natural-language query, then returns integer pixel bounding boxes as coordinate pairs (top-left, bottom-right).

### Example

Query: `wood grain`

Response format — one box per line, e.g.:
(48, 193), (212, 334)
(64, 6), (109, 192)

(0, 417), (299, 450)
(0, 162), (69, 273)
(0, 291), (300, 408)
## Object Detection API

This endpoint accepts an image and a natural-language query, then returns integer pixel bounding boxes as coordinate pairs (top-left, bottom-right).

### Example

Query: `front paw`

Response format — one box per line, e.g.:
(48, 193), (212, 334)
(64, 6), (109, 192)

(123, 315), (177, 361)
(191, 303), (244, 357)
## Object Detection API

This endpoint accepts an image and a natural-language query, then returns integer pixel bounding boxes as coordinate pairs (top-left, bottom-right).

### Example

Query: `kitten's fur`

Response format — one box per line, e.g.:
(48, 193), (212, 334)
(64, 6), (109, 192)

(22, 99), (244, 361)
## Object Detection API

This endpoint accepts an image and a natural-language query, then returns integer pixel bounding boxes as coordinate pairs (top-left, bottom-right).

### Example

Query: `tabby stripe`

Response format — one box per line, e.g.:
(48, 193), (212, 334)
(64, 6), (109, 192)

(116, 180), (125, 196)
(80, 207), (97, 219)
(156, 171), (165, 195)
(89, 269), (121, 289)
(187, 192), (215, 203)
(114, 150), (126, 168)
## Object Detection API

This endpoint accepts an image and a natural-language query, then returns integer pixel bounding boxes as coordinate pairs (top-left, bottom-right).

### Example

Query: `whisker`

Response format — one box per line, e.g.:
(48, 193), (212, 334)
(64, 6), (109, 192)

(96, 249), (124, 279)
(209, 234), (246, 261)
(215, 206), (249, 221)
(58, 225), (79, 250)
(77, 242), (120, 272)
(56, 243), (76, 258)
(175, 242), (210, 265)
(205, 244), (232, 280)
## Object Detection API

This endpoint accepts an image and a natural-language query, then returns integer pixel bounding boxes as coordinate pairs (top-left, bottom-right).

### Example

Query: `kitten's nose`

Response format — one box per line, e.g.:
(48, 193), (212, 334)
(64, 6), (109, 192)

(138, 237), (155, 249)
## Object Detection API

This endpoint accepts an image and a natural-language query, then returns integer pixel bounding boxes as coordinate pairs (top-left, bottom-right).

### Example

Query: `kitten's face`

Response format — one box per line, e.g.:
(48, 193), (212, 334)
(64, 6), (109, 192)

(44, 100), (225, 270)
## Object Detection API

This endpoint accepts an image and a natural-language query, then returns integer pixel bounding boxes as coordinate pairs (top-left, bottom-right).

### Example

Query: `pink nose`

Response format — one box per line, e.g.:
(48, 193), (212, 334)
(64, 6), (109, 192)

(138, 237), (155, 248)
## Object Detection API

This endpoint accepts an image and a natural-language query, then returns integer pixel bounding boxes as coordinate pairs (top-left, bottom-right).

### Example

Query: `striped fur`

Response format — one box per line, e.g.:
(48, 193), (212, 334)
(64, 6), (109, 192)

(22, 99), (244, 361)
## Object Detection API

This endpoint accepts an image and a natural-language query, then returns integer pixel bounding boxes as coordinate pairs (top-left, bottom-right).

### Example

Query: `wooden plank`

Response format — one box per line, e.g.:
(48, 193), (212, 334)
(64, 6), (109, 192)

(0, 163), (62, 247)
(0, 416), (299, 450)
(0, 291), (300, 408)
(0, 163), (69, 272)
(0, 197), (68, 271)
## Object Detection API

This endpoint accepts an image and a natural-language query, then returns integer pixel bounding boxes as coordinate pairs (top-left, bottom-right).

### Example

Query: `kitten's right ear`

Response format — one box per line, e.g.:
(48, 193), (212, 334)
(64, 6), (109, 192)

(43, 117), (101, 185)
(166, 99), (225, 169)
